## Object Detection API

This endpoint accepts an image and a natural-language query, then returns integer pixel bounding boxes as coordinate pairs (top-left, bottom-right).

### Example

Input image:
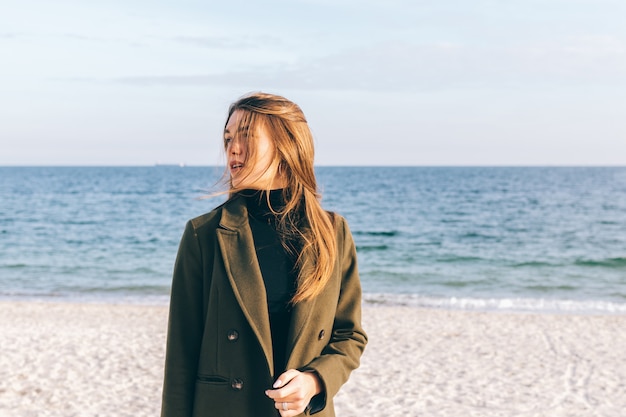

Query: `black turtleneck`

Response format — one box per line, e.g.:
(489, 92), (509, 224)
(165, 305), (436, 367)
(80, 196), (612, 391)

(241, 189), (301, 377)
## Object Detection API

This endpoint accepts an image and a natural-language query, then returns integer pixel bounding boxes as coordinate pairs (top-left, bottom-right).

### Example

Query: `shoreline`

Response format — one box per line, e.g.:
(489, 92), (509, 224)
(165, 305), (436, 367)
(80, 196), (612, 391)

(1, 301), (625, 416)
(3, 291), (626, 315)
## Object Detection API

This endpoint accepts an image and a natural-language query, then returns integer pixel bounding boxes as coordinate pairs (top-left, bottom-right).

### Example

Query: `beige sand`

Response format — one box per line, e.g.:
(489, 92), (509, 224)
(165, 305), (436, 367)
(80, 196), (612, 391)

(0, 301), (624, 417)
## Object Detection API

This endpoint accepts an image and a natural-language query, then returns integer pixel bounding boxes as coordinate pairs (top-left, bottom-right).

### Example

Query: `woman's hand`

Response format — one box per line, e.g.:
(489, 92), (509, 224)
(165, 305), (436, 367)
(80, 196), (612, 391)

(265, 369), (322, 416)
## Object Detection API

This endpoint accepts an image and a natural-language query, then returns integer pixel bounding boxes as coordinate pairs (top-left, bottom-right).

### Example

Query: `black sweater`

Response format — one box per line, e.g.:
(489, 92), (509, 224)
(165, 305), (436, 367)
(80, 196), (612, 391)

(242, 189), (302, 377)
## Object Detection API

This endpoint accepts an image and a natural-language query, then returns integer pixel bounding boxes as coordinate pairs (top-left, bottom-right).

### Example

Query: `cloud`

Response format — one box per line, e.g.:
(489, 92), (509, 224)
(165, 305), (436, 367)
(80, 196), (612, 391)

(55, 31), (623, 95)
(112, 74), (224, 86)
(170, 35), (279, 49)
(508, 35), (626, 81)
(292, 0), (423, 8)
(0, 29), (149, 48)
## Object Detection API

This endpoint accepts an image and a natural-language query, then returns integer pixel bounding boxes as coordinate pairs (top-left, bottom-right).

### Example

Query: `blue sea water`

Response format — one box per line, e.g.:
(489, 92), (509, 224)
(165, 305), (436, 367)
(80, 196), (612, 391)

(1, 166), (625, 313)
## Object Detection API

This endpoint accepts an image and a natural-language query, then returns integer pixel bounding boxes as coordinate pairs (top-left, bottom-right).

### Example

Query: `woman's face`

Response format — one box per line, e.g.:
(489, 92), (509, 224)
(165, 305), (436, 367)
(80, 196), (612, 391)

(224, 110), (285, 189)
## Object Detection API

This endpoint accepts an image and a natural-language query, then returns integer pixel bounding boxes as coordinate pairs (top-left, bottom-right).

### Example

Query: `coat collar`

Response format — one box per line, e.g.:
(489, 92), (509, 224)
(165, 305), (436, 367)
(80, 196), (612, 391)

(216, 195), (317, 376)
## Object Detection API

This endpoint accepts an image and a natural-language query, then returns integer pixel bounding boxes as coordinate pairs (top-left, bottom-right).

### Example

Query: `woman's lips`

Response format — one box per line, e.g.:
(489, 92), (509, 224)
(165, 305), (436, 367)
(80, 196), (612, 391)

(230, 161), (244, 173)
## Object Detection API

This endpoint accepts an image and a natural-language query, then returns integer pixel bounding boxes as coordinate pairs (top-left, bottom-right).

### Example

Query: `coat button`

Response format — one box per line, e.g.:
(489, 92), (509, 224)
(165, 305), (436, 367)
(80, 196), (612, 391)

(227, 329), (239, 342)
(231, 378), (244, 391)
(318, 330), (325, 340)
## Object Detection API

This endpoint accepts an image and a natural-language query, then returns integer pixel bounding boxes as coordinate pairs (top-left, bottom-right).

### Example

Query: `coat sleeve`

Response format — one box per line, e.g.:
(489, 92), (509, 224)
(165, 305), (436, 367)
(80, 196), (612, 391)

(302, 217), (368, 414)
(161, 220), (205, 417)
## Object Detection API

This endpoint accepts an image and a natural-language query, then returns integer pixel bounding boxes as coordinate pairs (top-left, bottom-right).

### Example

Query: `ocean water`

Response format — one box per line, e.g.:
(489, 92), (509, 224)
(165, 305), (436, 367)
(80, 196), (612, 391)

(1, 166), (625, 313)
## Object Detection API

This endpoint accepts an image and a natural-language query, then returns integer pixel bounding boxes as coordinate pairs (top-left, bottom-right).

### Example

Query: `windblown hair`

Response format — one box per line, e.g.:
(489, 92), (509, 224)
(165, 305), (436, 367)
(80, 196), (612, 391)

(224, 92), (337, 304)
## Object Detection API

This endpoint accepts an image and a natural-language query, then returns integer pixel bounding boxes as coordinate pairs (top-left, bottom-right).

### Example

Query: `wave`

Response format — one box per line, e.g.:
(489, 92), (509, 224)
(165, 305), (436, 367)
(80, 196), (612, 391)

(2, 263), (28, 269)
(436, 256), (485, 263)
(0, 284), (171, 303)
(79, 284), (170, 294)
(511, 261), (558, 267)
(460, 232), (499, 240)
(0, 291), (170, 306)
(356, 245), (389, 252)
(353, 230), (399, 237)
(525, 284), (577, 292)
(494, 258), (626, 269)
(363, 293), (626, 314)
(61, 220), (100, 225)
(104, 266), (162, 275)
(575, 257), (626, 268)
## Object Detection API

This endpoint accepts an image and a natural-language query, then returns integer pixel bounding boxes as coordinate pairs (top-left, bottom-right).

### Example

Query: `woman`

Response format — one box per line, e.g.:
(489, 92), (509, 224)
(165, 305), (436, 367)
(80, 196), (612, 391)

(160, 92), (367, 417)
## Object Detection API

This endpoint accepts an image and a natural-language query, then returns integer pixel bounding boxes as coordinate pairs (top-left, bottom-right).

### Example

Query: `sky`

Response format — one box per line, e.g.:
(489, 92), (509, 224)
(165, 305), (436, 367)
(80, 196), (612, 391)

(1, 0), (625, 166)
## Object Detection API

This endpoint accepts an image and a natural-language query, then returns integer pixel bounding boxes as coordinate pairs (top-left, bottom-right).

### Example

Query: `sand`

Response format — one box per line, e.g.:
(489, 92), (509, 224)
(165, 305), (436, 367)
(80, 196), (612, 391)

(0, 301), (625, 417)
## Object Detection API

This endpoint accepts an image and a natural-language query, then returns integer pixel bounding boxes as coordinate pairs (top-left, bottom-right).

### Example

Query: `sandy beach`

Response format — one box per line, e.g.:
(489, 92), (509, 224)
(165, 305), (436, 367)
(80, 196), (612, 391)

(1, 301), (625, 417)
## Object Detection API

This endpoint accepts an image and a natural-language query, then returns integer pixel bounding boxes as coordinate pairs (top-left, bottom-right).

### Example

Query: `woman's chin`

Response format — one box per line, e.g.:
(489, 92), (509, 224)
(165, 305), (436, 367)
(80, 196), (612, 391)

(230, 175), (246, 189)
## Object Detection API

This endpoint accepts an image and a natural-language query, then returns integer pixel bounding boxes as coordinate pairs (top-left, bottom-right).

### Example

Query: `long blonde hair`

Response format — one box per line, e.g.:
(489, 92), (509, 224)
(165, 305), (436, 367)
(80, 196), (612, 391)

(224, 92), (337, 304)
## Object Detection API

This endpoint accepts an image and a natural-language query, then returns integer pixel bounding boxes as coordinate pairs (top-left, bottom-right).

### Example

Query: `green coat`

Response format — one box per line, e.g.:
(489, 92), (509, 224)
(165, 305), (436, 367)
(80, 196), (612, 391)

(160, 195), (368, 417)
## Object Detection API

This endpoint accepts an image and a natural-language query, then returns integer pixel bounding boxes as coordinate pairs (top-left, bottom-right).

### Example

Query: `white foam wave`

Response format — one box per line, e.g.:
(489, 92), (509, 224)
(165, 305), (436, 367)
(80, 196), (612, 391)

(363, 293), (626, 314)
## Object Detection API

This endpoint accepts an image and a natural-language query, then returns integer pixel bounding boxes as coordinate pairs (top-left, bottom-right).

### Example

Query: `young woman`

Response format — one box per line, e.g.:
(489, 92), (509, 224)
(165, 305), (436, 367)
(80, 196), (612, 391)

(160, 92), (367, 417)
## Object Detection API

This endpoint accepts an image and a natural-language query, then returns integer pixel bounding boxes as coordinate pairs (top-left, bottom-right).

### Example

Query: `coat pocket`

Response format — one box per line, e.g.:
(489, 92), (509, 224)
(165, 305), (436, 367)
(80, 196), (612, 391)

(196, 374), (229, 385)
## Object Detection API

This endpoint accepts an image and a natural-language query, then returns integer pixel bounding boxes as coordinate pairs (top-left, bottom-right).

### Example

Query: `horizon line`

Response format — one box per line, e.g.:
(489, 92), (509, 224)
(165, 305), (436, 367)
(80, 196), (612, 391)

(2, 164), (626, 168)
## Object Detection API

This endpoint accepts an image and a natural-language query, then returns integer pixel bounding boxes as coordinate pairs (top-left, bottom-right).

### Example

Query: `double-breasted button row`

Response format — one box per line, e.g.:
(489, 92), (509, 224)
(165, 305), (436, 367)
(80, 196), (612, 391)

(227, 329), (239, 342)
(226, 330), (243, 391)
(231, 378), (244, 391)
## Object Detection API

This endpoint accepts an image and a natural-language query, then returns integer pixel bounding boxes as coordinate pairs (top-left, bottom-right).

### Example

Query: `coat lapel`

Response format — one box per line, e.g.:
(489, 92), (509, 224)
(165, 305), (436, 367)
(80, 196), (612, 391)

(216, 197), (274, 374)
(286, 296), (317, 360)
(285, 260), (318, 368)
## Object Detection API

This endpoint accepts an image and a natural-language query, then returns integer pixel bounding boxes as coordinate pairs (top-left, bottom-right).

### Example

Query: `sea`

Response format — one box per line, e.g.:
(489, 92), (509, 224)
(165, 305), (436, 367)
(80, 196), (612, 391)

(1, 166), (625, 314)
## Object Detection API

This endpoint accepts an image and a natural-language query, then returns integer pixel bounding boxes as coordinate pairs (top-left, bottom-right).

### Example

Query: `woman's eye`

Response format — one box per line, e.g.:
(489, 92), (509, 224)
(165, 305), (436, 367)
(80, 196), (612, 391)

(224, 137), (232, 145)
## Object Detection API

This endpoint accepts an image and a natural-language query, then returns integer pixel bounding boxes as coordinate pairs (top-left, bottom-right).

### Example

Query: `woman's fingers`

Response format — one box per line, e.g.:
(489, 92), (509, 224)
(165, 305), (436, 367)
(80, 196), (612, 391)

(272, 369), (301, 388)
(273, 400), (305, 417)
(266, 369), (319, 416)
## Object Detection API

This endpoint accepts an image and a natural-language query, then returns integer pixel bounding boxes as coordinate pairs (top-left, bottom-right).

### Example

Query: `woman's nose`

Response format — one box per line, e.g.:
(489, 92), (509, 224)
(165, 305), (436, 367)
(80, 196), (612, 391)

(230, 139), (242, 155)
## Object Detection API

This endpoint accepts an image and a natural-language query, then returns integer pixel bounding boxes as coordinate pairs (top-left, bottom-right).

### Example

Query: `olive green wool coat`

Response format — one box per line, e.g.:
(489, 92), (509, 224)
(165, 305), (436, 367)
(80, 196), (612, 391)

(160, 195), (368, 417)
